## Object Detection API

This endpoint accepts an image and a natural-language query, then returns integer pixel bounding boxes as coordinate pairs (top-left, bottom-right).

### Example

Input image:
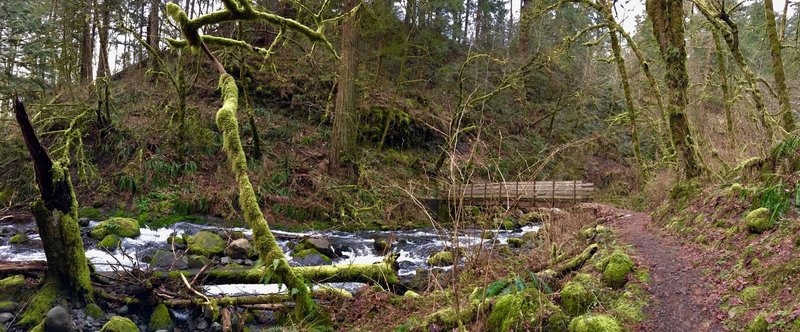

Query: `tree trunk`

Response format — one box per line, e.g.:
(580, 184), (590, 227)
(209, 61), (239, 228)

(147, 0), (160, 67)
(13, 98), (93, 304)
(79, 0), (94, 83)
(765, 0), (795, 133)
(601, 0), (643, 172)
(96, 0), (110, 78)
(647, 0), (703, 179)
(711, 28), (734, 140)
(330, 0), (359, 179)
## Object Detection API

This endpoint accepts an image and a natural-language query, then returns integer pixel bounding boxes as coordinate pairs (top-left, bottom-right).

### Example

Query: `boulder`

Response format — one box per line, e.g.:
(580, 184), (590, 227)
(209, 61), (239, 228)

(148, 304), (172, 331)
(487, 287), (568, 331)
(44, 305), (76, 332)
(187, 231), (226, 257)
(226, 238), (251, 260)
(568, 314), (622, 332)
(150, 250), (189, 269)
(745, 208), (774, 234)
(9, 233), (28, 244)
(561, 273), (598, 316)
(98, 234), (121, 251)
(601, 252), (634, 289)
(427, 251), (454, 267)
(292, 249), (332, 266)
(99, 316), (140, 332)
(187, 255), (209, 268)
(91, 218), (140, 239)
(0, 302), (18, 313)
(296, 237), (335, 258)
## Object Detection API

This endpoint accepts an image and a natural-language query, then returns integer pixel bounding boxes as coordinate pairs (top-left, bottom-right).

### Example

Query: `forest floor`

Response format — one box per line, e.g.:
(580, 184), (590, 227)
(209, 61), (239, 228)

(604, 205), (727, 332)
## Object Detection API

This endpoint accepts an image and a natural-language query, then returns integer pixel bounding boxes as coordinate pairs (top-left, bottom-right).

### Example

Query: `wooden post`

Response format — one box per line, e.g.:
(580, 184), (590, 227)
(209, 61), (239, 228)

(573, 180), (577, 204)
(551, 180), (556, 208)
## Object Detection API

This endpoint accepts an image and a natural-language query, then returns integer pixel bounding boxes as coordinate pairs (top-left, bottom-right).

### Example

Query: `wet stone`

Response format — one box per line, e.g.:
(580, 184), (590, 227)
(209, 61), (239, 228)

(45, 305), (76, 332)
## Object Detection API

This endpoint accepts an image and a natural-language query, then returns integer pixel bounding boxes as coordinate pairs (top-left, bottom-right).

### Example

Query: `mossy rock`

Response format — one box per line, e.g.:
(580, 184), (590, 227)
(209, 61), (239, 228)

(427, 251), (454, 267)
(404, 290), (420, 297)
(91, 217), (141, 239)
(291, 248), (332, 266)
(148, 303), (172, 331)
(98, 234), (121, 251)
(187, 230), (226, 256)
(568, 314), (623, 332)
(9, 233), (29, 244)
(0, 301), (19, 312)
(507, 237), (524, 248)
(17, 282), (58, 327)
(187, 255), (209, 268)
(0, 275), (25, 298)
(487, 287), (568, 331)
(100, 316), (140, 332)
(740, 286), (762, 304)
(85, 303), (104, 319)
(166, 235), (187, 249)
(745, 208), (774, 234)
(519, 212), (545, 226)
(601, 252), (634, 289)
(745, 314), (768, 332)
(560, 273), (598, 316)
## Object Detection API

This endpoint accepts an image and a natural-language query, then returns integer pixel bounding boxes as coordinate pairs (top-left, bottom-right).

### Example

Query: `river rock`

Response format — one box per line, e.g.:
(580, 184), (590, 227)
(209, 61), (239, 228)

(8, 233), (28, 244)
(292, 249), (332, 266)
(150, 250), (189, 269)
(372, 237), (390, 254)
(187, 255), (209, 268)
(45, 305), (76, 332)
(226, 238), (251, 259)
(187, 231), (226, 256)
(167, 235), (187, 249)
(296, 237), (336, 258)
(99, 316), (139, 332)
(211, 322), (222, 332)
(0, 312), (13, 323)
(91, 217), (141, 239)
(427, 251), (454, 266)
(0, 302), (19, 312)
(98, 234), (121, 251)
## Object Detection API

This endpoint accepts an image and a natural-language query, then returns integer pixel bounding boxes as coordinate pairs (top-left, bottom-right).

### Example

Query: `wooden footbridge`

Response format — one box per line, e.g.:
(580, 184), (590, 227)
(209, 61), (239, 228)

(448, 180), (595, 208)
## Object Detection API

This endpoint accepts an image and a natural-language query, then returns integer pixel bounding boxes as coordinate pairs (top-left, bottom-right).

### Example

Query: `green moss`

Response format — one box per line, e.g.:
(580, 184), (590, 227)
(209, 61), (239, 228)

(745, 314), (769, 332)
(149, 303), (172, 331)
(427, 251), (454, 267)
(745, 208), (774, 234)
(90, 217), (141, 239)
(9, 233), (29, 244)
(0, 275), (24, 298)
(507, 238), (524, 248)
(18, 281), (59, 327)
(560, 275), (595, 316)
(610, 284), (647, 323)
(725, 225), (740, 236)
(187, 230), (226, 256)
(404, 290), (420, 297)
(98, 234), (121, 251)
(100, 316), (140, 332)
(0, 301), (19, 312)
(79, 207), (103, 220)
(568, 314), (623, 332)
(740, 286), (762, 304)
(601, 252), (634, 289)
(85, 303), (103, 319)
(487, 288), (568, 331)
(292, 249), (332, 264)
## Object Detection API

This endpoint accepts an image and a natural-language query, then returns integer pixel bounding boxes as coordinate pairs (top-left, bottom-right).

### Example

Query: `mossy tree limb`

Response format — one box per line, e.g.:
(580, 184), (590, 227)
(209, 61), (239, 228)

(764, 0), (795, 133)
(13, 98), (93, 313)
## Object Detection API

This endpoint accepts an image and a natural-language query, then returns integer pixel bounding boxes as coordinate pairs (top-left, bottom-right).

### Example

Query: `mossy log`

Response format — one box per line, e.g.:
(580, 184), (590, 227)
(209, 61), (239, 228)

(152, 259), (398, 286)
(537, 243), (599, 281)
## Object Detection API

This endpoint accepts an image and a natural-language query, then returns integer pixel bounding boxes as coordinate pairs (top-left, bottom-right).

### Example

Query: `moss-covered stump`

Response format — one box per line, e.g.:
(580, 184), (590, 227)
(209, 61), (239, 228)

(487, 287), (568, 331)
(149, 303), (172, 331)
(745, 208), (774, 234)
(568, 314), (623, 332)
(561, 273), (599, 316)
(427, 251), (454, 267)
(601, 252), (634, 289)
(98, 234), (121, 251)
(100, 316), (140, 332)
(90, 217), (141, 239)
(9, 233), (29, 244)
(187, 230), (226, 256)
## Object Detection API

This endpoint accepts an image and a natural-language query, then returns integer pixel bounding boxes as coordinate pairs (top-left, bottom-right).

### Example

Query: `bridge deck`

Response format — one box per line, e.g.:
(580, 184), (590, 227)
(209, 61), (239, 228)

(448, 180), (594, 208)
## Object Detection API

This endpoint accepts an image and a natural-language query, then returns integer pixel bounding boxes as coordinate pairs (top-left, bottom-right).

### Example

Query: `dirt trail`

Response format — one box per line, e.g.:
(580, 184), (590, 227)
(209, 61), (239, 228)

(603, 206), (726, 332)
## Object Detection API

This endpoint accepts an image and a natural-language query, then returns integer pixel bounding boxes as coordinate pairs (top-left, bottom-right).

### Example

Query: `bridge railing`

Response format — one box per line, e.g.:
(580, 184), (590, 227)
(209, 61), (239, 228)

(451, 180), (594, 207)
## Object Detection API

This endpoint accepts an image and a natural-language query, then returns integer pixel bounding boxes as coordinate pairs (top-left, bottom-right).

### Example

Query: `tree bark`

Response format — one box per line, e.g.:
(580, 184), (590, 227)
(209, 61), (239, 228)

(13, 98), (93, 304)
(765, 0), (795, 133)
(79, 0), (94, 83)
(711, 28), (734, 140)
(96, 0), (110, 78)
(647, 0), (703, 179)
(147, 0), (161, 67)
(330, 0), (359, 179)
